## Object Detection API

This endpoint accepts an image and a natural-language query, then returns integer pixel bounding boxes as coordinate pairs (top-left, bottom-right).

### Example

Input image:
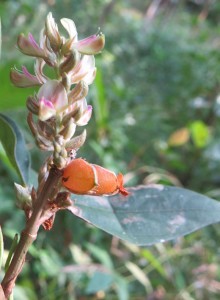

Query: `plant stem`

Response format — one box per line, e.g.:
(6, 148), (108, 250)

(1, 165), (62, 299)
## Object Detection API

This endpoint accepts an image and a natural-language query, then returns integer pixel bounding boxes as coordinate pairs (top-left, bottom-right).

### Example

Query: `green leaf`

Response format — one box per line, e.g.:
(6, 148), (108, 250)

(0, 226), (3, 269)
(189, 120), (209, 148)
(70, 185), (220, 245)
(86, 271), (114, 294)
(0, 113), (30, 184)
(93, 69), (109, 129)
(140, 248), (167, 277)
(86, 243), (114, 269)
(114, 275), (129, 300)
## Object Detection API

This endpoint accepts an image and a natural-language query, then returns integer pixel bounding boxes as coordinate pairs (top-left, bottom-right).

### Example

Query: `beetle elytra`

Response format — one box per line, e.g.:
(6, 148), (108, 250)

(62, 158), (129, 196)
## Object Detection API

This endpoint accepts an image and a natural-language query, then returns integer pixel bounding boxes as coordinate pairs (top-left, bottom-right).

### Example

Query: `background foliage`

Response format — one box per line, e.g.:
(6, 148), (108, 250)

(1, 0), (220, 299)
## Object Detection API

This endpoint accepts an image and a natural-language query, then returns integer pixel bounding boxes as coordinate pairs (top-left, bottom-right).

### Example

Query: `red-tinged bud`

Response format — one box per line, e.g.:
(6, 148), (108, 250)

(59, 49), (79, 75)
(17, 33), (46, 58)
(62, 158), (129, 196)
(10, 67), (41, 88)
(73, 33), (105, 55)
(68, 81), (88, 104)
(26, 96), (39, 114)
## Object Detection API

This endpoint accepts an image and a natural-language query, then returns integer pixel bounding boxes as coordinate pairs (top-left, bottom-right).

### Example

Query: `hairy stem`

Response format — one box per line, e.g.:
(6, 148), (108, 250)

(1, 165), (62, 299)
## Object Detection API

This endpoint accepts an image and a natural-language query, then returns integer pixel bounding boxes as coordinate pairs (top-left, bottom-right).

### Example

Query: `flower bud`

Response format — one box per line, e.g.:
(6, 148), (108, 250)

(55, 192), (72, 209)
(61, 72), (72, 91)
(10, 67), (41, 88)
(14, 183), (32, 210)
(53, 140), (62, 153)
(59, 49), (80, 75)
(68, 81), (88, 104)
(53, 154), (66, 169)
(65, 129), (87, 150)
(45, 12), (62, 52)
(17, 33), (46, 58)
(61, 38), (74, 56)
(75, 104), (93, 126)
(26, 96), (39, 114)
(60, 148), (68, 158)
(60, 118), (76, 140)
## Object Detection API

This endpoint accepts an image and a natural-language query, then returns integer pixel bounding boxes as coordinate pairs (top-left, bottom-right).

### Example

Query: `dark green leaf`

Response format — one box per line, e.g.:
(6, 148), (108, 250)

(0, 113), (30, 184)
(69, 185), (220, 245)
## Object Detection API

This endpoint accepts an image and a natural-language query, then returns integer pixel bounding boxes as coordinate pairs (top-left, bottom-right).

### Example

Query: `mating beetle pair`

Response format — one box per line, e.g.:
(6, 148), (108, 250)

(62, 158), (129, 196)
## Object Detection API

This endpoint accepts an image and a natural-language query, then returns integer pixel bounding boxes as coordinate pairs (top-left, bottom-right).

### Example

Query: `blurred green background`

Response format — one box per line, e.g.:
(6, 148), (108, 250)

(1, 0), (220, 299)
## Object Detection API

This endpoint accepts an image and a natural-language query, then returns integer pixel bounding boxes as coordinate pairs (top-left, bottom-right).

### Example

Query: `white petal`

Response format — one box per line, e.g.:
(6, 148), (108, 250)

(38, 80), (68, 110)
(60, 18), (78, 41)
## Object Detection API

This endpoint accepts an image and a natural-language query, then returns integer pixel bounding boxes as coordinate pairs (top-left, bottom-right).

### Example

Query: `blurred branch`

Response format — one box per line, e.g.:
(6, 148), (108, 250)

(144, 0), (163, 22)
(198, 0), (212, 21)
(99, 0), (116, 26)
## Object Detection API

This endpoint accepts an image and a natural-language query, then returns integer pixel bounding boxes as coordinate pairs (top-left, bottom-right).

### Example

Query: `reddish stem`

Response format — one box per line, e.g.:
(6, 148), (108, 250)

(1, 165), (62, 299)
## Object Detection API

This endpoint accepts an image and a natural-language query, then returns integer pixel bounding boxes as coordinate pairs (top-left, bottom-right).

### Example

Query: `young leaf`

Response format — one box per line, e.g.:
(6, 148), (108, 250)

(69, 185), (220, 245)
(0, 113), (30, 185)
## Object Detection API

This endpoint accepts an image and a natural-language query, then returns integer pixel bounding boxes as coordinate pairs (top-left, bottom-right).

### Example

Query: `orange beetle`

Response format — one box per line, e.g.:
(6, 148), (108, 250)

(62, 158), (129, 196)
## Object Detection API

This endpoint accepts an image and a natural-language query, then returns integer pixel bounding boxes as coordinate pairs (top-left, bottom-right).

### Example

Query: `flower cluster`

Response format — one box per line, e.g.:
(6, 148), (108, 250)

(11, 12), (105, 168)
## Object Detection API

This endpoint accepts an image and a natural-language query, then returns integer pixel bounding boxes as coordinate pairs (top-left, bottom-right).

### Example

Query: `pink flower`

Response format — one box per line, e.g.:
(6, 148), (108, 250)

(10, 60), (47, 88)
(10, 66), (42, 88)
(38, 80), (68, 121)
(72, 34), (105, 55)
(67, 98), (93, 126)
(60, 18), (105, 55)
(70, 55), (96, 85)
